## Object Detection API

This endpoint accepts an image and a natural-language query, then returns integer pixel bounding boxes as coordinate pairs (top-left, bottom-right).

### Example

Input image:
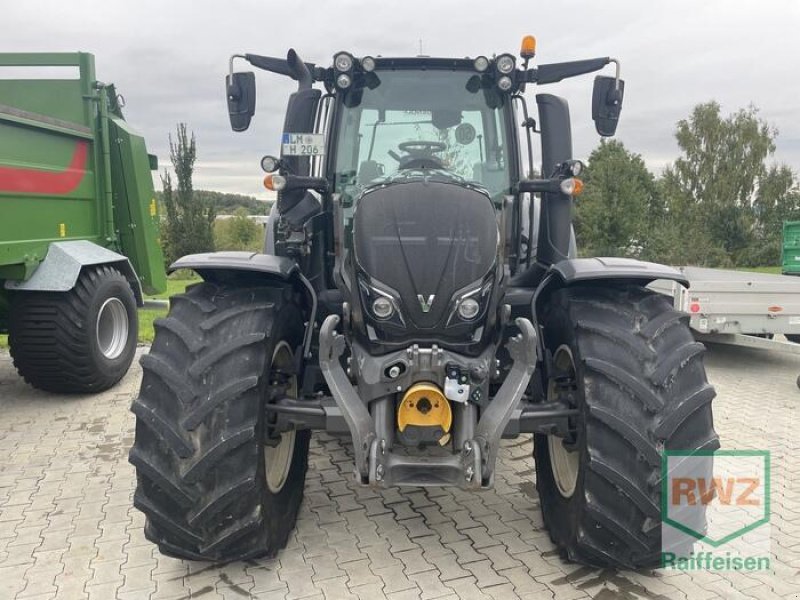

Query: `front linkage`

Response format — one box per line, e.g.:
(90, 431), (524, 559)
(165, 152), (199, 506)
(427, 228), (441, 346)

(318, 314), (538, 488)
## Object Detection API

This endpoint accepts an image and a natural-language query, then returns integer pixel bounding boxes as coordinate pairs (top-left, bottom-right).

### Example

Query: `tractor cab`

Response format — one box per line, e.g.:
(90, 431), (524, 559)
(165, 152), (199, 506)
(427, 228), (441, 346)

(329, 60), (514, 199)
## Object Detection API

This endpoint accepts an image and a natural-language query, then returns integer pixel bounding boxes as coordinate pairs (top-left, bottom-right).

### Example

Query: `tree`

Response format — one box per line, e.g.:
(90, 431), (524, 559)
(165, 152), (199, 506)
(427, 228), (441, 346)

(160, 124), (215, 264)
(662, 102), (799, 265)
(214, 208), (264, 252)
(751, 165), (800, 264)
(574, 140), (659, 257)
(577, 103), (800, 267)
(193, 190), (272, 215)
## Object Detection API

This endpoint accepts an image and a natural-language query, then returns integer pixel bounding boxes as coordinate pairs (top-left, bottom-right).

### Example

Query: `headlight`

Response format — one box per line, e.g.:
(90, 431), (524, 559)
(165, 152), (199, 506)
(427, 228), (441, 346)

(260, 155), (279, 173)
(496, 54), (516, 74)
(473, 56), (490, 72)
(361, 56), (376, 72)
(457, 298), (480, 320)
(497, 76), (513, 92)
(372, 297), (394, 320)
(334, 52), (354, 72)
(567, 160), (584, 176)
(446, 276), (494, 327)
(336, 73), (352, 89)
(358, 277), (405, 328)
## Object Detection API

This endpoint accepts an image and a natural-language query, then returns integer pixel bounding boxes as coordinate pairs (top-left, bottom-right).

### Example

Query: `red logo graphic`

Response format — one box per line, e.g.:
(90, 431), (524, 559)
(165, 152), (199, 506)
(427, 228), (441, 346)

(0, 140), (88, 195)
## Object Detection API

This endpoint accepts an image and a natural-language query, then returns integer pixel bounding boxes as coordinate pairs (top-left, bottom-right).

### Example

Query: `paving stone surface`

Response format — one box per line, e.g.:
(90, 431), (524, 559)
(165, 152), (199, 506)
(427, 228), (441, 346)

(0, 341), (798, 599)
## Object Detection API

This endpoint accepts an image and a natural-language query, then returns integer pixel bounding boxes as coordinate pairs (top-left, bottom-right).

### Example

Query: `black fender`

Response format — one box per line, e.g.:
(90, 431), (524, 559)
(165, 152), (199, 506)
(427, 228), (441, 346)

(549, 257), (689, 287)
(506, 256), (687, 323)
(169, 251), (299, 281)
(534, 258), (688, 309)
(531, 257), (689, 330)
(532, 257), (689, 363)
(169, 251), (316, 357)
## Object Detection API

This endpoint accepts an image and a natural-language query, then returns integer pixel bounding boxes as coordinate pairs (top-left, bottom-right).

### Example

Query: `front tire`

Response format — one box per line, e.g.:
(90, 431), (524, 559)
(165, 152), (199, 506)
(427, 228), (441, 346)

(8, 265), (138, 393)
(129, 281), (309, 561)
(534, 284), (719, 569)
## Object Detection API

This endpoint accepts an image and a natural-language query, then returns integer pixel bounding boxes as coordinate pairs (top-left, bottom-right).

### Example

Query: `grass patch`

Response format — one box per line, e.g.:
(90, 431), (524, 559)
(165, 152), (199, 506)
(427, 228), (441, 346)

(147, 277), (199, 299)
(736, 266), (782, 275)
(138, 274), (200, 344)
(138, 306), (165, 344)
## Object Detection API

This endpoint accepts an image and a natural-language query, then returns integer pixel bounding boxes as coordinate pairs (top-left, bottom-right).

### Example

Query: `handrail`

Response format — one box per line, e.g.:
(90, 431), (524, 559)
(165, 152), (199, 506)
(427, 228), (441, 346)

(0, 52), (85, 67)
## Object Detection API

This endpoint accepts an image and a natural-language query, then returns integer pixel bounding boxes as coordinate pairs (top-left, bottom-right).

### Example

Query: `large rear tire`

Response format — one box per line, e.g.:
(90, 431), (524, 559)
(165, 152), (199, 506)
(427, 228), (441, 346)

(129, 281), (309, 561)
(534, 284), (719, 569)
(8, 265), (138, 393)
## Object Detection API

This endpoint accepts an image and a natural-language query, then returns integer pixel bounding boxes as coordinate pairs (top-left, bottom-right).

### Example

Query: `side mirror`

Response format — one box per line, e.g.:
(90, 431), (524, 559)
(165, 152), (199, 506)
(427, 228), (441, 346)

(226, 71), (256, 132)
(592, 75), (624, 137)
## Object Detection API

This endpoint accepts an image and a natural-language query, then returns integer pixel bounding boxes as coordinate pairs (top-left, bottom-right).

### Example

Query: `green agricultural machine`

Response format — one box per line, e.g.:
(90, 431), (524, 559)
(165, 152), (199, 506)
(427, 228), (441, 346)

(782, 221), (800, 276)
(0, 52), (166, 393)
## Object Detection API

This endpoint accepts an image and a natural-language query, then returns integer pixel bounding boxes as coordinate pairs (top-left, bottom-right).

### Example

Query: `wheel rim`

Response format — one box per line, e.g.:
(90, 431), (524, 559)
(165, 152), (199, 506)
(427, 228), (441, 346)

(547, 345), (580, 499)
(96, 297), (129, 360)
(264, 342), (297, 494)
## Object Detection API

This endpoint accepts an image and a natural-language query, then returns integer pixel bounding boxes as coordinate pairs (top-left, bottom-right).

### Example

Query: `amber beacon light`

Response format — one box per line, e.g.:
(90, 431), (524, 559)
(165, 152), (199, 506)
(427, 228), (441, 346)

(520, 35), (537, 59)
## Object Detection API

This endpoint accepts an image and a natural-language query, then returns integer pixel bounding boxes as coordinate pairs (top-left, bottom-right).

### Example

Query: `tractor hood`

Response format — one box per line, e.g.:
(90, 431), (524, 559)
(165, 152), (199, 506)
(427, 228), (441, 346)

(353, 178), (499, 337)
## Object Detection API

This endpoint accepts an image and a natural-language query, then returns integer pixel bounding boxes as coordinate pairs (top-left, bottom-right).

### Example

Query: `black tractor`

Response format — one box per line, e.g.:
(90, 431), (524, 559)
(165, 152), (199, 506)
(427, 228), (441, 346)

(130, 38), (718, 568)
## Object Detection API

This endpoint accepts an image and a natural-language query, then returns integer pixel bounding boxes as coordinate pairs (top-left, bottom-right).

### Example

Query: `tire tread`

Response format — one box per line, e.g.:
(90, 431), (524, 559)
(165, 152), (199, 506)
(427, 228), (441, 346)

(129, 281), (308, 561)
(8, 265), (137, 393)
(536, 284), (718, 569)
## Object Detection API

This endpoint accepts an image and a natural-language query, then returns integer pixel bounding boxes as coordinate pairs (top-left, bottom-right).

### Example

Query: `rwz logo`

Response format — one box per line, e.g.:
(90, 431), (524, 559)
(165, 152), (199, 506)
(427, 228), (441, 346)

(662, 450), (770, 556)
(671, 476), (761, 507)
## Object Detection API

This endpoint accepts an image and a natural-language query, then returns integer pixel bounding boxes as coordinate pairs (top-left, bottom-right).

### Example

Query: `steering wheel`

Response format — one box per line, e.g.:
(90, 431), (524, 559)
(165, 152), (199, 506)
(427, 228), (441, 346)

(398, 141), (447, 154)
(389, 140), (447, 170)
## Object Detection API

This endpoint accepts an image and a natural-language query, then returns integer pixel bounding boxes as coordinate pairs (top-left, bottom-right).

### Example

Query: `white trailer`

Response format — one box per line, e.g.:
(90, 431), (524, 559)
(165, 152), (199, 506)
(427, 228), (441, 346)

(650, 267), (800, 358)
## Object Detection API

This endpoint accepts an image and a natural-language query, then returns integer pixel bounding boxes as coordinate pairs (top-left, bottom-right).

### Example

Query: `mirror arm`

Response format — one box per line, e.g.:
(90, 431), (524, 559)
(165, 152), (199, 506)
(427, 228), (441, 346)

(287, 49), (313, 90)
(228, 54), (246, 80)
(243, 54), (292, 77)
(608, 58), (621, 91)
(525, 57), (610, 85)
(238, 52), (320, 83)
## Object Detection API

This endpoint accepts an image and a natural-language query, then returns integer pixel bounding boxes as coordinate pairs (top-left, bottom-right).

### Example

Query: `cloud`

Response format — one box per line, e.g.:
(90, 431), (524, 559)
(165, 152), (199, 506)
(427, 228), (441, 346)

(4, 0), (799, 199)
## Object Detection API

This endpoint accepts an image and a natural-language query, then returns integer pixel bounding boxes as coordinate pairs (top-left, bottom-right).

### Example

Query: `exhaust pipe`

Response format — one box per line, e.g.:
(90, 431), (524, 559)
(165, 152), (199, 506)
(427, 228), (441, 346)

(535, 94), (573, 267)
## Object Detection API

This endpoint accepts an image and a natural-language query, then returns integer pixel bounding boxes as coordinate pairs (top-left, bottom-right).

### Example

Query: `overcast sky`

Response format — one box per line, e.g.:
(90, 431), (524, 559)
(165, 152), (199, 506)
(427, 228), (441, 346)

(4, 1), (799, 201)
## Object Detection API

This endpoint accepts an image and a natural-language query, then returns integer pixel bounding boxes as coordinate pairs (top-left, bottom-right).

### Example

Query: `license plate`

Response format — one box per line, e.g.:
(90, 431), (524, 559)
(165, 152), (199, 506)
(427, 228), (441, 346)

(281, 133), (325, 156)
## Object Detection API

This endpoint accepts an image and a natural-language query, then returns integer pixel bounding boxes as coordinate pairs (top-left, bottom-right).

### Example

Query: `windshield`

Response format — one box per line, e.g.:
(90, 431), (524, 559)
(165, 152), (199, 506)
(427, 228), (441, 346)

(332, 69), (512, 200)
